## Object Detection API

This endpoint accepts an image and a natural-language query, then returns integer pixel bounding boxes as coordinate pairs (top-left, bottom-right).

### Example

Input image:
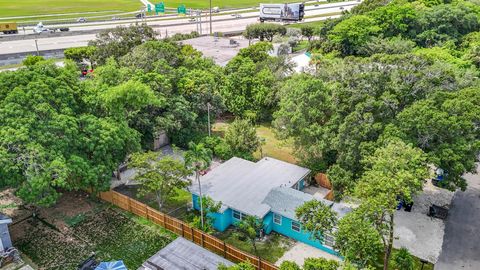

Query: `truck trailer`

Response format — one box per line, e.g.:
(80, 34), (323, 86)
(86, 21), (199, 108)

(0, 23), (18, 34)
(259, 3), (305, 22)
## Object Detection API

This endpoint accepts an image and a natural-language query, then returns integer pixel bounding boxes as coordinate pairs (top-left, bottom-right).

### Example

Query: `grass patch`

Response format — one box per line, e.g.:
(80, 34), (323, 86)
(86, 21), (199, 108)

(293, 40), (309, 53)
(215, 228), (295, 263)
(0, 0), (143, 18)
(212, 121), (296, 164)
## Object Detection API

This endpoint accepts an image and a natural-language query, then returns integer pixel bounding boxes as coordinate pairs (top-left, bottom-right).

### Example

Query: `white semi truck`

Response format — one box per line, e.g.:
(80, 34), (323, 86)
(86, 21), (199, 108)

(259, 3), (305, 22)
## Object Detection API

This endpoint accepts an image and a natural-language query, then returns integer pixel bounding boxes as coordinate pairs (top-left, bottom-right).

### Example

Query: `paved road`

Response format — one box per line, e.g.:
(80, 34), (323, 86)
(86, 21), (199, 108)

(2, 1), (359, 35)
(0, 2), (359, 55)
(436, 166), (480, 270)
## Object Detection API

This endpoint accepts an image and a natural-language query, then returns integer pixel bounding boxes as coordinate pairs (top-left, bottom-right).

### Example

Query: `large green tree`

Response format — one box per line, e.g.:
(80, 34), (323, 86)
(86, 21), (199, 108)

(224, 119), (260, 159)
(129, 153), (191, 210)
(337, 139), (430, 270)
(0, 61), (140, 206)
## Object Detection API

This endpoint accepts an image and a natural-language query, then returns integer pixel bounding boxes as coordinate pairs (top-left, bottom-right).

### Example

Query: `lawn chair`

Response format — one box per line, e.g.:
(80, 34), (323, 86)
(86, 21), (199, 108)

(428, 204), (449, 220)
(0, 247), (20, 268)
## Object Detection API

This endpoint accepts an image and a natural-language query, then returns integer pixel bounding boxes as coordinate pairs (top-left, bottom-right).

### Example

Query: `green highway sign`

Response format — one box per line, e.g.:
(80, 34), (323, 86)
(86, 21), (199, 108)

(155, 2), (165, 14)
(147, 4), (151, 12)
(177, 4), (186, 15)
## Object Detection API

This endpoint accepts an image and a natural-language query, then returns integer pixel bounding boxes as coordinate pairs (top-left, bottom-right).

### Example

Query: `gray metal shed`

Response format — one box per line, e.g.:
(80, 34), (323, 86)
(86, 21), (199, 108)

(0, 213), (13, 251)
(138, 237), (234, 270)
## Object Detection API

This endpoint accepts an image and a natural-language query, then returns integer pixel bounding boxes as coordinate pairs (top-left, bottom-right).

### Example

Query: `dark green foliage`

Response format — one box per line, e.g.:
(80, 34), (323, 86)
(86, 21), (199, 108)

(244, 23), (287, 42)
(224, 119), (260, 160)
(64, 46), (96, 66)
(22, 55), (45, 66)
(280, 261), (302, 270)
(393, 247), (415, 270)
(303, 258), (339, 270)
(89, 24), (156, 64)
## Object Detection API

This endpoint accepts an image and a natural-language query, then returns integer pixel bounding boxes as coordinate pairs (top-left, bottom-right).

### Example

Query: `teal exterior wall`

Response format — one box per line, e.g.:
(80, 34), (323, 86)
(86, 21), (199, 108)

(263, 212), (274, 234)
(191, 194), (232, 232)
(191, 191), (338, 256)
(270, 213), (337, 255)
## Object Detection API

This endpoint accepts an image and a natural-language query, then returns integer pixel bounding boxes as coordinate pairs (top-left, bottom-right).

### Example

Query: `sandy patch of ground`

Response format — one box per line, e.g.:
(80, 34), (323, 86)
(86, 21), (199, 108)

(393, 180), (454, 264)
(275, 242), (340, 267)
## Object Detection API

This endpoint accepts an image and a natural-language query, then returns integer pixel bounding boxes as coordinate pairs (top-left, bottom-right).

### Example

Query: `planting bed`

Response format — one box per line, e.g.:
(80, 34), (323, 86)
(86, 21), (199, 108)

(9, 192), (175, 270)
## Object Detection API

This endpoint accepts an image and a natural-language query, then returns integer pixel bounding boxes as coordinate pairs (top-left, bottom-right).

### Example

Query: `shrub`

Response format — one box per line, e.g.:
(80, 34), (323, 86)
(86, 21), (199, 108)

(23, 55), (45, 66)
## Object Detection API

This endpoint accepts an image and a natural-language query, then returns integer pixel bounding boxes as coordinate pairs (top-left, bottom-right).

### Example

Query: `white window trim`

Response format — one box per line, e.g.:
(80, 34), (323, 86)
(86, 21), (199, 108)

(232, 210), (248, 220)
(291, 221), (301, 232)
(233, 210), (241, 220)
(273, 213), (282, 225)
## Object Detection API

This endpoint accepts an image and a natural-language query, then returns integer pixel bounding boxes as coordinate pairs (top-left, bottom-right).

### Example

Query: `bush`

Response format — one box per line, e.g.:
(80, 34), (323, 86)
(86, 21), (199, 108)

(22, 55), (45, 66)
(244, 23), (287, 42)
(280, 261), (302, 270)
(393, 247), (415, 270)
(303, 257), (339, 270)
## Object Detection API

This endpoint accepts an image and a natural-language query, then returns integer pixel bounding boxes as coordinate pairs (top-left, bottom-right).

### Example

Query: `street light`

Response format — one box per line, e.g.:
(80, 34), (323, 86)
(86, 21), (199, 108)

(209, 0), (212, 35)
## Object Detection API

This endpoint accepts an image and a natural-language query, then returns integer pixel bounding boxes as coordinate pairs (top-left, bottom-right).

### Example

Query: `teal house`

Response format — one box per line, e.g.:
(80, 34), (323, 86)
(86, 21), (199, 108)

(189, 157), (351, 256)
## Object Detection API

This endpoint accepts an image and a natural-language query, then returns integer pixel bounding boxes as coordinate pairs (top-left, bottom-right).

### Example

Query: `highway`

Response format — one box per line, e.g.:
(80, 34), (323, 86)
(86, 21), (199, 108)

(0, 1), (360, 55)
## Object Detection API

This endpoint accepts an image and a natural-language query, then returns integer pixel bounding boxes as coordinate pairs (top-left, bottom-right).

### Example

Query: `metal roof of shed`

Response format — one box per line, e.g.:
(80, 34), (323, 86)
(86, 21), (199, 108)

(138, 237), (233, 270)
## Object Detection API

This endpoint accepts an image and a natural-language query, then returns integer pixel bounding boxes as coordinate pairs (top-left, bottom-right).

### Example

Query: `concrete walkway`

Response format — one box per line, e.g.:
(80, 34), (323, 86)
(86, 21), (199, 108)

(436, 165), (480, 270)
(275, 242), (340, 267)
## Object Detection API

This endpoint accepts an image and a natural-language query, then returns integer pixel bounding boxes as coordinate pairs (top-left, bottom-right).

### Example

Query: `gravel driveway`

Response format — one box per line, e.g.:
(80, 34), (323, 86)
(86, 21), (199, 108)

(435, 165), (480, 270)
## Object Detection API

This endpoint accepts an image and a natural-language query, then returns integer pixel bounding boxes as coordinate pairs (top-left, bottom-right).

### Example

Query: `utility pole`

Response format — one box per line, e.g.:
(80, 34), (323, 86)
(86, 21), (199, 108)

(199, 10), (202, 34)
(207, 102), (211, 136)
(209, 0), (212, 35)
(34, 39), (39, 56)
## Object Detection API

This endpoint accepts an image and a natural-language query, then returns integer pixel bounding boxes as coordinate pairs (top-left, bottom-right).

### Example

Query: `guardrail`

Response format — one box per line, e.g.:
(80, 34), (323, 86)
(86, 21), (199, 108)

(98, 190), (278, 270)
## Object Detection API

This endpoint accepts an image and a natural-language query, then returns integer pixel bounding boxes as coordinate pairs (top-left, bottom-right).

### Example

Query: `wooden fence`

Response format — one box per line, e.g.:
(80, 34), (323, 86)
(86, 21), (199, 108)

(314, 173), (332, 189)
(98, 190), (279, 270)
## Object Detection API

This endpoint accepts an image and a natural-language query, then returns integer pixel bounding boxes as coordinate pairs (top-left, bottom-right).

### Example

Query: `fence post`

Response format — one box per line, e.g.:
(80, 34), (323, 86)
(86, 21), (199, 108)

(128, 198), (132, 212)
(181, 223), (184, 237)
(258, 257), (261, 270)
(201, 233), (205, 247)
(146, 206), (149, 220)
(191, 227), (195, 242)
(223, 241), (227, 258)
(163, 213), (166, 227)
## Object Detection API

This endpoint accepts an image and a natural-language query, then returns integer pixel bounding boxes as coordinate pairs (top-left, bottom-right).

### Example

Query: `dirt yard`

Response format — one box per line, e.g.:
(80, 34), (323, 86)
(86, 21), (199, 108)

(5, 190), (175, 270)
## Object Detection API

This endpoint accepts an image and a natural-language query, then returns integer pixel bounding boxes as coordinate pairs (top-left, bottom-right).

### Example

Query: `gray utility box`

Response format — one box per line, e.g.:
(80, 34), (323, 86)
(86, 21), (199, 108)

(0, 214), (13, 251)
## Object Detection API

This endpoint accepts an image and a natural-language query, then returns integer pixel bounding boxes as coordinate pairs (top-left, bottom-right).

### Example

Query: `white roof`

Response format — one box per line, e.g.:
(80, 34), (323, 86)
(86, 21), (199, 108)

(190, 157), (311, 218)
(263, 187), (352, 220)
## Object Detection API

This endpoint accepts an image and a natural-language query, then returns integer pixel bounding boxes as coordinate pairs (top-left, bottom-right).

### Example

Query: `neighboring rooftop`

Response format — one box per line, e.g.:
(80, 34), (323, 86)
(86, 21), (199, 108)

(180, 36), (250, 66)
(263, 187), (352, 221)
(189, 157), (311, 218)
(138, 237), (233, 270)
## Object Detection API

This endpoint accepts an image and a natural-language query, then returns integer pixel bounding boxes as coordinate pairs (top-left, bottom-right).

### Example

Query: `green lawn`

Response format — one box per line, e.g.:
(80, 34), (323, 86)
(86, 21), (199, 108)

(212, 121), (297, 164)
(0, 0), (143, 18)
(0, 0), (298, 18)
(215, 228), (295, 263)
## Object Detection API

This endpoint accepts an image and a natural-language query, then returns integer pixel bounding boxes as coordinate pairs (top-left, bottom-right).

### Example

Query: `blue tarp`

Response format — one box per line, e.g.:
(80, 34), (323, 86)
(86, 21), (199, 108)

(95, 261), (127, 270)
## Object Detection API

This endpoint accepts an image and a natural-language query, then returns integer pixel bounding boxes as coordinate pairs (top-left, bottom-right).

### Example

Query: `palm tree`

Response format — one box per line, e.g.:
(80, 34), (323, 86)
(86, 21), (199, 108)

(185, 142), (212, 230)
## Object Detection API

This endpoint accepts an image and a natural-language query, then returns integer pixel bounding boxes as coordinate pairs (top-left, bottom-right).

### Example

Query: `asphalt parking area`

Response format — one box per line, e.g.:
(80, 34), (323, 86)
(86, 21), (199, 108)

(436, 167), (480, 270)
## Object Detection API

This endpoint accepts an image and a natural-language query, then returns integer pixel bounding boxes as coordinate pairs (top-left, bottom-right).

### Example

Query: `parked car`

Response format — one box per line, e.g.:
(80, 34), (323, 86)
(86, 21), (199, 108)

(135, 13), (144, 19)
(188, 17), (197, 22)
(77, 17), (87, 23)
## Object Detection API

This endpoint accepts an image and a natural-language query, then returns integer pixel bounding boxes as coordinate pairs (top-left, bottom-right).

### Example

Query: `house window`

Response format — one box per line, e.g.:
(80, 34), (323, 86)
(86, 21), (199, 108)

(291, 221), (301, 232)
(232, 210), (247, 220)
(273, 213), (282, 225)
(323, 233), (335, 248)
